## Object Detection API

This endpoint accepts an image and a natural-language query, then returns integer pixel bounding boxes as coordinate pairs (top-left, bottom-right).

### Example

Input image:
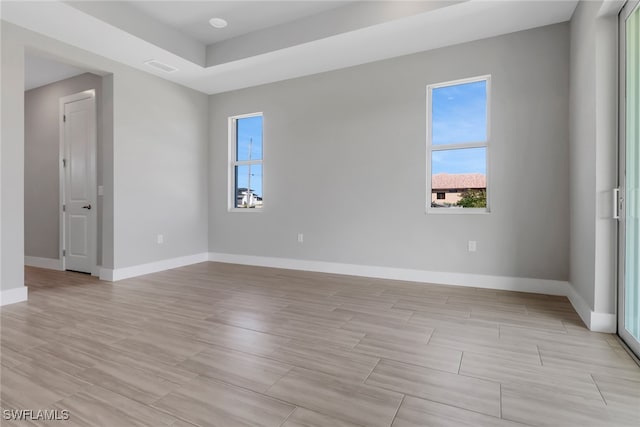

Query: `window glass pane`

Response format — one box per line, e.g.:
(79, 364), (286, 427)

(432, 80), (487, 145)
(235, 164), (263, 209)
(431, 147), (486, 208)
(236, 115), (263, 161)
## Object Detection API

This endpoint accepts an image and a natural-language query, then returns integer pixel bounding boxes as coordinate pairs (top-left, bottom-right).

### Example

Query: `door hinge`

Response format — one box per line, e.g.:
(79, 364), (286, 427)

(62, 158), (66, 168)
(62, 204), (66, 212)
(63, 115), (66, 123)
(63, 249), (66, 257)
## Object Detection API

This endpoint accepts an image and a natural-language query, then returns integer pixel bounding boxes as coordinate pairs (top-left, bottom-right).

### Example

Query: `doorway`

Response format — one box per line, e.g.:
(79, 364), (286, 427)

(60, 91), (97, 274)
(618, 0), (640, 357)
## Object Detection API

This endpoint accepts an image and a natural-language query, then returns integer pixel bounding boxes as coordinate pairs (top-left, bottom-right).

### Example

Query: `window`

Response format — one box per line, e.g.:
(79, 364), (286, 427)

(427, 76), (490, 212)
(229, 113), (263, 210)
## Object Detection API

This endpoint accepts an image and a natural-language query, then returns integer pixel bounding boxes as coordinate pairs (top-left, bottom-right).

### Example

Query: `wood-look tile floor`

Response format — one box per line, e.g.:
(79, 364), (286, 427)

(1, 263), (639, 427)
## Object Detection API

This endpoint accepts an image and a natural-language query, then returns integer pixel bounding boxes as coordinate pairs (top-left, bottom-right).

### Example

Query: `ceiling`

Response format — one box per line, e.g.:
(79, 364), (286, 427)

(24, 53), (86, 91)
(127, 1), (353, 45)
(2, 1), (579, 95)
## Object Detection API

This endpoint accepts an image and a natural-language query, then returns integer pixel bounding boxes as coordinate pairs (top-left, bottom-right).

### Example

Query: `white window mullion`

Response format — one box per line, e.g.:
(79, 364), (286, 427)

(234, 160), (263, 167)
(431, 141), (487, 152)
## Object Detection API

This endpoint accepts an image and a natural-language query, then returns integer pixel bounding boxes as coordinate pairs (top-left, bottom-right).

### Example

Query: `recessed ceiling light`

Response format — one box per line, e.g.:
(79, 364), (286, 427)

(209, 18), (228, 29)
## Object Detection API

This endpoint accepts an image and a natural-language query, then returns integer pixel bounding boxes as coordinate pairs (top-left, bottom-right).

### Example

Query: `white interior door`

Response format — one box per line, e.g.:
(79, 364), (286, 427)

(61, 91), (96, 274)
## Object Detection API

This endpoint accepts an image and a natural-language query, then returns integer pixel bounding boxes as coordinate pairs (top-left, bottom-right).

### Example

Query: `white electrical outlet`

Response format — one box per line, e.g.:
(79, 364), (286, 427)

(297, 233), (304, 243)
(468, 240), (477, 252)
(157, 234), (164, 244)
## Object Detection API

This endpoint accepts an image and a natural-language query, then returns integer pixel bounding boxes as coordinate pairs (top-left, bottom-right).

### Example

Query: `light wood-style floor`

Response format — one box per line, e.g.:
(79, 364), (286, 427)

(1, 263), (639, 427)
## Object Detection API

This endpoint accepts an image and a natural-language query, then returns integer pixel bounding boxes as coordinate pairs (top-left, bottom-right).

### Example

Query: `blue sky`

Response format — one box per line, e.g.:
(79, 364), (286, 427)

(236, 116), (263, 196)
(432, 147), (486, 175)
(431, 80), (487, 175)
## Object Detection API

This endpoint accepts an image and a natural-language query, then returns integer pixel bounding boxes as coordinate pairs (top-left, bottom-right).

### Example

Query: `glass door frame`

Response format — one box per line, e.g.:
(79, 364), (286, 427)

(618, 0), (640, 357)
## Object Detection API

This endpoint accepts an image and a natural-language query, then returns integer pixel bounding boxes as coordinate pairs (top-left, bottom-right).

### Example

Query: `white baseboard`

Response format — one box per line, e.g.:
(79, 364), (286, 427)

(590, 312), (617, 333)
(208, 252), (570, 296)
(566, 283), (616, 333)
(99, 267), (114, 281)
(24, 256), (63, 271)
(0, 286), (28, 306)
(100, 253), (209, 282)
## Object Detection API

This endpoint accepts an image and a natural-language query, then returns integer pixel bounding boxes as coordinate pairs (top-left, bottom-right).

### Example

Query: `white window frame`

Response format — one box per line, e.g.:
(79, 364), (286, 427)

(426, 75), (491, 214)
(228, 112), (264, 212)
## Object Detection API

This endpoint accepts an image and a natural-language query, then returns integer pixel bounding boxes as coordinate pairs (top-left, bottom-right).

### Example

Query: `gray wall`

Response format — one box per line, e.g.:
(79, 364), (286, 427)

(2, 22), (209, 294)
(209, 23), (570, 281)
(569, 0), (618, 315)
(101, 75), (115, 270)
(112, 67), (209, 269)
(1, 23), (25, 291)
(23, 68), (209, 270)
(24, 73), (103, 262)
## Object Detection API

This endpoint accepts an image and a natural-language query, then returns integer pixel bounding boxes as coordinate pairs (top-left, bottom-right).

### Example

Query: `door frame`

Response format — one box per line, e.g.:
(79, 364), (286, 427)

(58, 89), (98, 276)
(618, 0), (640, 356)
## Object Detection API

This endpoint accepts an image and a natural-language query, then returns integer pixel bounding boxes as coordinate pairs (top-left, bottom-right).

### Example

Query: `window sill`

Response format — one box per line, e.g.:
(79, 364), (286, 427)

(229, 208), (264, 213)
(426, 208), (490, 215)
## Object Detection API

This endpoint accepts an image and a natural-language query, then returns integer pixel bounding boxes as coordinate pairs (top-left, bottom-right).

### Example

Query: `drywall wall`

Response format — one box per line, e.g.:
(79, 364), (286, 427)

(569, 0), (618, 325)
(569, 0), (598, 312)
(24, 72), (103, 262)
(1, 23), (25, 292)
(23, 67), (209, 271)
(1, 22), (208, 296)
(112, 66), (208, 269)
(209, 23), (571, 282)
(101, 74), (114, 270)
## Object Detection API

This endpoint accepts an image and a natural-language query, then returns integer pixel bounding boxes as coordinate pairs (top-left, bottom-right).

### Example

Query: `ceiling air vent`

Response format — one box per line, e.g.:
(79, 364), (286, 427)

(144, 59), (178, 73)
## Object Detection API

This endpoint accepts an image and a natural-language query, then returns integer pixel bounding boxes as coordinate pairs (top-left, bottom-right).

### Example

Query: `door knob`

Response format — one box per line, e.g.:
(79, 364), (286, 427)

(82, 204), (92, 210)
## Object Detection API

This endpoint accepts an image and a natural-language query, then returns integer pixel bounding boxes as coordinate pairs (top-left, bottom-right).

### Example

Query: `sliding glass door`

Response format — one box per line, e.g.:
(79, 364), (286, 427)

(619, 0), (640, 357)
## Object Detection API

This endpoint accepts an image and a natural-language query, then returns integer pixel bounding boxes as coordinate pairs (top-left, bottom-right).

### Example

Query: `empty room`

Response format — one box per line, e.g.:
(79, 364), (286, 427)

(1, 0), (639, 426)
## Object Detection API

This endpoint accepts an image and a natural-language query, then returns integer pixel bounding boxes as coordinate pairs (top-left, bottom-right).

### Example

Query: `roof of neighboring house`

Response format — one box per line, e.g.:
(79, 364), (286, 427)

(432, 173), (486, 190)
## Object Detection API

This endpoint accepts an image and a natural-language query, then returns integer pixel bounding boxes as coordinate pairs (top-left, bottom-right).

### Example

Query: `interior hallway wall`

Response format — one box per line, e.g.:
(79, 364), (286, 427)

(1, 22), (209, 298)
(24, 72), (104, 264)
